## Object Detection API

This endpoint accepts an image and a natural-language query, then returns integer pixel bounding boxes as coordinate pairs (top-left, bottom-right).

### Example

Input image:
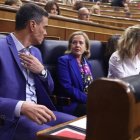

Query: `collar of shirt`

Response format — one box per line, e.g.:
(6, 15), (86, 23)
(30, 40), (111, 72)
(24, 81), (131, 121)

(10, 33), (32, 52)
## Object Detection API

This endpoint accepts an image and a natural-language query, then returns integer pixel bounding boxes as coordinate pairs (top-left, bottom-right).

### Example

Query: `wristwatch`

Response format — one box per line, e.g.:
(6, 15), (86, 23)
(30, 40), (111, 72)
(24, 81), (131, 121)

(40, 69), (46, 76)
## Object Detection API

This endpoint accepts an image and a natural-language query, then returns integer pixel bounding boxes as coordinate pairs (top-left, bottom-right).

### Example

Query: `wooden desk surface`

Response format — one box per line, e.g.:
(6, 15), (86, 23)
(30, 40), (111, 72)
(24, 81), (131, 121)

(37, 116), (86, 137)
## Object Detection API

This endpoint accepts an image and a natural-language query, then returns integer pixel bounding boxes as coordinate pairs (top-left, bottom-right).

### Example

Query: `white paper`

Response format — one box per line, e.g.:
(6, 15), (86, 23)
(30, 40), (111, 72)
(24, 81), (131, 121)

(69, 117), (87, 130)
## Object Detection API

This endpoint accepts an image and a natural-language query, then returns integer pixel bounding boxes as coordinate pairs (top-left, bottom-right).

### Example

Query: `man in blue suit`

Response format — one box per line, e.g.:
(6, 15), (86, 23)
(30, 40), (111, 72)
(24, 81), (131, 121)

(0, 3), (75, 140)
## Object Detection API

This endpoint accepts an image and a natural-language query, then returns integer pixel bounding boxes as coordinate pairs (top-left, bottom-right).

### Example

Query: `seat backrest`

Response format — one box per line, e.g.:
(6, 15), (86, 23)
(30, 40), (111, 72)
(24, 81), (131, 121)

(89, 40), (107, 79)
(86, 76), (140, 140)
(39, 39), (108, 81)
(38, 40), (68, 81)
(38, 40), (68, 95)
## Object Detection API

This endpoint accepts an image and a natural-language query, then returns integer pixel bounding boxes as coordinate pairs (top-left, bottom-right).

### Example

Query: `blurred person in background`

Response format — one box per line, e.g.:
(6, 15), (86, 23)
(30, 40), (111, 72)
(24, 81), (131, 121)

(111, 0), (125, 7)
(108, 25), (140, 78)
(104, 34), (120, 71)
(90, 4), (101, 15)
(78, 7), (91, 21)
(5, 0), (22, 8)
(44, 0), (60, 15)
(62, 0), (75, 5)
(73, 0), (84, 11)
(125, 11), (132, 18)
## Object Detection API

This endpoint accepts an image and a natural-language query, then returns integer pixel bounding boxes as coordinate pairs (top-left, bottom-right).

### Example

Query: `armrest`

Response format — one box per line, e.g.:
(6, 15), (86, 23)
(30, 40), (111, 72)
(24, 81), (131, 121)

(50, 95), (71, 106)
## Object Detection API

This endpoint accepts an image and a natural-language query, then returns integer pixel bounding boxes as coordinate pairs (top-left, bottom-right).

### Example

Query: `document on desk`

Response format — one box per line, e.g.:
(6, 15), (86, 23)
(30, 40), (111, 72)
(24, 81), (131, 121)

(69, 117), (87, 130)
(51, 127), (85, 139)
(45, 117), (86, 139)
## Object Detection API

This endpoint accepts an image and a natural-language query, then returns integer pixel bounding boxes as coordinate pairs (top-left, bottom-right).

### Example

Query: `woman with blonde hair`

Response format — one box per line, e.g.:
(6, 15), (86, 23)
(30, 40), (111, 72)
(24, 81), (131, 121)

(90, 4), (101, 15)
(108, 25), (140, 78)
(57, 31), (93, 116)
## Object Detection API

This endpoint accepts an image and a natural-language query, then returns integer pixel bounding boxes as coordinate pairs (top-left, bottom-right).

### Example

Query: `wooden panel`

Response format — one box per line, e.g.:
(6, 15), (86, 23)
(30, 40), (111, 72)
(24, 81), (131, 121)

(91, 14), (140, 25)
(0, 18), (15, 32)
(0, 0), (4, 4)
(59, 8), (139, 27)
(0, 3), (137, 30)
(0, 4), (17, 19)
(46, 25), (66, 40)
(0, 18), (112, 41)
(1, 1), (139, 26)
(94, 32), (112, 42)
(0, 5), (124, 36)
(65, 28), (95, 40)
(0, 8), (16, 19)
(49, 16), (124, 34)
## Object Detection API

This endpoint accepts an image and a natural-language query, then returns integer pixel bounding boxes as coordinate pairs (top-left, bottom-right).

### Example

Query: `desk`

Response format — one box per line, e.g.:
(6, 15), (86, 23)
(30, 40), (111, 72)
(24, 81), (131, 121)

(37, 116), (86, 140)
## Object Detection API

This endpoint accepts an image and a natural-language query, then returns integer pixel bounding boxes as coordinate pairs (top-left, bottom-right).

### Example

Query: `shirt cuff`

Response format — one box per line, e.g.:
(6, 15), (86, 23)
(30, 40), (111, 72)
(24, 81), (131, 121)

(14, 101), (24, 117)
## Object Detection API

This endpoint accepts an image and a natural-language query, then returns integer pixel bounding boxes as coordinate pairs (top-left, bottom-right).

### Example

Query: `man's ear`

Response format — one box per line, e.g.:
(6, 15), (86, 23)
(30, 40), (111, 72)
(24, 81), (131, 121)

(29, 20), (36, 32)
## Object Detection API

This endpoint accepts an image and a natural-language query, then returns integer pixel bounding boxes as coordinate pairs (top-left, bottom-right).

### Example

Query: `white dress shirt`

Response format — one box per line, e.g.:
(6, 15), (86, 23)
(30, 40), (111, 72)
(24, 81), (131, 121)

(10, 33), (47, 117)
(108, 51), (140, 78)
(10, 33), (37, 117)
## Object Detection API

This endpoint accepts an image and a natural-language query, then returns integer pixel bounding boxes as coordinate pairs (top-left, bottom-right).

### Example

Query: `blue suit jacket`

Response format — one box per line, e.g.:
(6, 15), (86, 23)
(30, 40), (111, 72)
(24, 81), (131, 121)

(0, 35), (56, 140)
(57, 54), (93, 114)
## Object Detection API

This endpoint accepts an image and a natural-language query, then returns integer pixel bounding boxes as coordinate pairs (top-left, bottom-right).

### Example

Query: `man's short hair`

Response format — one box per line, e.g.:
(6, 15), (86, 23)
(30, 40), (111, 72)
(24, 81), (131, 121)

(15, 3), (48, 30)
(78, 7), (89, 14)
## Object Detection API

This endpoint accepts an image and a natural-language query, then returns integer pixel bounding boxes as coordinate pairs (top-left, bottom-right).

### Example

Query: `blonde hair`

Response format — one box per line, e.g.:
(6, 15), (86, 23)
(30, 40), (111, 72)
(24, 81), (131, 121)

(65, 31), (90, 58)
(118, 25), (140, 60)
(91, 5), (100, 14)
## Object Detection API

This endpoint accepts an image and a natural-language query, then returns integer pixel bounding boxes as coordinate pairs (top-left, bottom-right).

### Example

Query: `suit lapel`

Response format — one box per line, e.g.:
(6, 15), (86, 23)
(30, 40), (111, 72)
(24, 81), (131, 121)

(68, 54), (83, 88)
(7, 35), (24, 75)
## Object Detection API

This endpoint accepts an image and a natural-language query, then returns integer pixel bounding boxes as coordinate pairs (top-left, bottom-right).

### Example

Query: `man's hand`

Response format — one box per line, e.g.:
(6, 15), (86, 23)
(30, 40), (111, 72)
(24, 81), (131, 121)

(21, 102), (56, 125)
(19, 53), (44, 74)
